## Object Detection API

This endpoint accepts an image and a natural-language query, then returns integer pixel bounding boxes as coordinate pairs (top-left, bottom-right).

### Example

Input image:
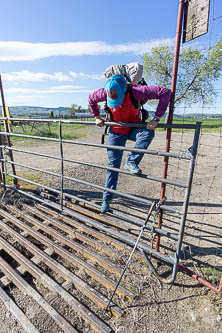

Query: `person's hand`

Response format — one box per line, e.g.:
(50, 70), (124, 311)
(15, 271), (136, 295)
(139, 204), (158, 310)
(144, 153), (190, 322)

(95, 117), (105, 127)
(146, 119), (159, 130)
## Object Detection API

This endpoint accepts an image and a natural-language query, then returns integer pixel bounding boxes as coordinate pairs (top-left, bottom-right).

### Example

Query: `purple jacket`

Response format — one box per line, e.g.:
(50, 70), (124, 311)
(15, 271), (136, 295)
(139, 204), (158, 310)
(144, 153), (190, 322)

(88, 85), (171, 118)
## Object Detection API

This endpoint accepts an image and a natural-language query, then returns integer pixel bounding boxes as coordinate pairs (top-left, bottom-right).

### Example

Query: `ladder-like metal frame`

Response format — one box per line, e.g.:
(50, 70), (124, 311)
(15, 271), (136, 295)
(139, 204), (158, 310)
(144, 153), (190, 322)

(0, 116), (203, 286)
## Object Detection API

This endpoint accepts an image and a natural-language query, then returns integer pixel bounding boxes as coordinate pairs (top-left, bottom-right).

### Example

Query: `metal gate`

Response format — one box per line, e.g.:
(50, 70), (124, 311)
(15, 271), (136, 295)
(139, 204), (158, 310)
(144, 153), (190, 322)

(0, 117), (201, 285)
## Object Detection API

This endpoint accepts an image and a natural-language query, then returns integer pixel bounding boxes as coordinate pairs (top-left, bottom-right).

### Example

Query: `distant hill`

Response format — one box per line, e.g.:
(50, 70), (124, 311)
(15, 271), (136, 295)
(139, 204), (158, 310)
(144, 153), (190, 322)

(6, 106), (221, 119)
(9, 106), (68, 115)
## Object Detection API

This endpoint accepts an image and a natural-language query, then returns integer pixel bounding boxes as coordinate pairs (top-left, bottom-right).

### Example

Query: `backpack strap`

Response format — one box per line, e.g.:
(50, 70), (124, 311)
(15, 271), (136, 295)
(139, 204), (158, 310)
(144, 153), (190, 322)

(127, 83), (149, 122)
(127, 84), (140, 109)
(128, 82), (148, 108)
(101, 99), (113, 144)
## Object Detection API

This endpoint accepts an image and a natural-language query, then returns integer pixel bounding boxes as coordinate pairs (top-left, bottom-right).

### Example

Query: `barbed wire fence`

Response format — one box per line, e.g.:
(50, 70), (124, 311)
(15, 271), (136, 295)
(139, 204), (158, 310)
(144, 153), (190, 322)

(160, 0), (222, 290)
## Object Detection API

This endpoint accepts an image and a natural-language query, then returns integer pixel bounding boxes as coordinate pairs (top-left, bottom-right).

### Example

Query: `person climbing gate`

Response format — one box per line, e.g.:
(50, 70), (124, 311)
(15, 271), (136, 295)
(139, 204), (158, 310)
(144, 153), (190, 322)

(88, 74), (171, 213)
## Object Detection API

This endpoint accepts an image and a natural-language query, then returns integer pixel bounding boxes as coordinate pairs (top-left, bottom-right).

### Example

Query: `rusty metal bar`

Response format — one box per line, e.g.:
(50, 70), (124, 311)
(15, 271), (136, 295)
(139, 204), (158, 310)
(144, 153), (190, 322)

(0, 283), (39, 333)
(34, 203), (150, 269)
(219, 276), (222, 293)
(0, 234), (123, 322)
(37, 199), (153, 262)
(3, 182), (179, 257)
(178, 264), (222, 295)
(156, 0), (185, 252)
(5, 205), (123, 277)
(27, 204), (129, 252)
(0, 256), (78, 333)
(44, 200), (179, 243)
(58, 205), (176, 265)
(25, 203), (144, 269)
(0, 207), (133, 298)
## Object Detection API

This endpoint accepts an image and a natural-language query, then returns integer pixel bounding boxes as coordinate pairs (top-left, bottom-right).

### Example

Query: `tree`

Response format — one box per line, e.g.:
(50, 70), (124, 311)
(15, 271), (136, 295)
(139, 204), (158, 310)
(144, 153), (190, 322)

(67, 104), (83, 117)
(88, 103), (102, 114)
(142, 40), (222, 105)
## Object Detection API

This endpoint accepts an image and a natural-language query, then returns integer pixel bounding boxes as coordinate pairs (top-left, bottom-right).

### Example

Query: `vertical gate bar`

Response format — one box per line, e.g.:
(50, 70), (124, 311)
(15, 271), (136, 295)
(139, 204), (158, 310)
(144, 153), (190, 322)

(0, 135), (6, 190)
(59, 120), (64, 211)
(0, 74), (18, 187)
(155, 0), (185, 252)
(174, 121), (201, 281)
(159, 122), (201, 284)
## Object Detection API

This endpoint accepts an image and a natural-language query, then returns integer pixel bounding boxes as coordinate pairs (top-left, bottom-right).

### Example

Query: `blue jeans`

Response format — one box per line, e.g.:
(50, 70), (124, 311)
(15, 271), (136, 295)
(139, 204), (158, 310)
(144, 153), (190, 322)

(103, 127), (155, 201)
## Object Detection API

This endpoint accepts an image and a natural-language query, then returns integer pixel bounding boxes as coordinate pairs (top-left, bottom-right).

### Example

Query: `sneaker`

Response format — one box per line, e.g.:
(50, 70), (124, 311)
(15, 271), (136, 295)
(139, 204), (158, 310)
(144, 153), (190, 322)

(125, 161), (142, 175)
(101, 199), (112, 213)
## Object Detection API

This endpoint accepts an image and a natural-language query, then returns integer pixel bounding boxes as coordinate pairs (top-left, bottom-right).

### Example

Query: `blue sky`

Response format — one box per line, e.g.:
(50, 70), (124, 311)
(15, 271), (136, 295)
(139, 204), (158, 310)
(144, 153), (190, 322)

(0, 0), (221, 113)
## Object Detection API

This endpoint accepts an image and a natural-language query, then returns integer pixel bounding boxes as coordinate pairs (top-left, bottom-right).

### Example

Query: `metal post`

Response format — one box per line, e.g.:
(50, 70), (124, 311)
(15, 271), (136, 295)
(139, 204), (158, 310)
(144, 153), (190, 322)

(155, 0), (185, 251)
(59, 120), (64, 211)
(0, 74), (18, 187)
(0, 135), (5, 190)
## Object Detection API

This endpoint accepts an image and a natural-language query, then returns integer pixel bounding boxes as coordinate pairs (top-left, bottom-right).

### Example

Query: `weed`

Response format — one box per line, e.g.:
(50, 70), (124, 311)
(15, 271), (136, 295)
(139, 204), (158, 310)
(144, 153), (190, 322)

(202, 266), (222, 286)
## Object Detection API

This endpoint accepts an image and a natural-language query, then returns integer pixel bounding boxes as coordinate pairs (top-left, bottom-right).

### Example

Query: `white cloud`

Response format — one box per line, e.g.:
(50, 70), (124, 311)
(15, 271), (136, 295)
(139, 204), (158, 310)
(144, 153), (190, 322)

(5, 85), (92, 95)
(69, 71), (104, 80)
(2, 70), (105, 82)
(4, 84), (93, 107)
(0, 39), (175, 61)
(2, 70), (71, 82)
(48, 85), (86, 91)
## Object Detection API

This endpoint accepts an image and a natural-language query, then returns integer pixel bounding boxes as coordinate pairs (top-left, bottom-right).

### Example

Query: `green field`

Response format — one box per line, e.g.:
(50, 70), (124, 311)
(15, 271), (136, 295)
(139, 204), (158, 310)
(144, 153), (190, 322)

(157, 117), (222, 132)
(6, 122), (90, 142)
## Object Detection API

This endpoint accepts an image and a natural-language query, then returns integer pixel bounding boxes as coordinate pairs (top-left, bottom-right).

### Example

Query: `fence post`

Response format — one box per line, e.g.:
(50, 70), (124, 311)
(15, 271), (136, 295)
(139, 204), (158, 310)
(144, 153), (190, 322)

(154, 0), (185, 251)
(0, 74), (18, 187)
(59, 120), (64, 211)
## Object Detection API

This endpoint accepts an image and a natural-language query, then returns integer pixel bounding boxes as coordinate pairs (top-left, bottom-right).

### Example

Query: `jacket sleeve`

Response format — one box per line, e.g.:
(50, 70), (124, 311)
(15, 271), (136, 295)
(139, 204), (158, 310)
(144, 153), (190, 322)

(88, 88), (107, 117)
(132, 86), (171, 118)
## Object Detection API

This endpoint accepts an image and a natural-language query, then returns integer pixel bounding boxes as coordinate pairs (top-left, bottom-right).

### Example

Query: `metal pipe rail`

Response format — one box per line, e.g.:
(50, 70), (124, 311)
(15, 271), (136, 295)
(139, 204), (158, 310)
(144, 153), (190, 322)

(0, 116), (198, 129)
(0, 131), (192, 160)
(3, 171), (180, 215)
(1, 150), (188, 188)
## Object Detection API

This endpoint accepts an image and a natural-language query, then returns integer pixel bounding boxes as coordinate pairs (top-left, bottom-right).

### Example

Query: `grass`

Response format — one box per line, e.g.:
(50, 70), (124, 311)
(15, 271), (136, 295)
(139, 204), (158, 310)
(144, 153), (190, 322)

(4, 171), (44, 190)
(201, 266), (222, 286)
(5, 122), (90, 143)
(155, 117), (222, 133)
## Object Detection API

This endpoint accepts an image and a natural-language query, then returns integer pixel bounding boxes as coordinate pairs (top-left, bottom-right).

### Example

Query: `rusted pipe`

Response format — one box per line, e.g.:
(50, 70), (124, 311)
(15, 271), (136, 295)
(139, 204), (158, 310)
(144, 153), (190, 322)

(178, 264), (222, 294)
(155, 0), (185, 251)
